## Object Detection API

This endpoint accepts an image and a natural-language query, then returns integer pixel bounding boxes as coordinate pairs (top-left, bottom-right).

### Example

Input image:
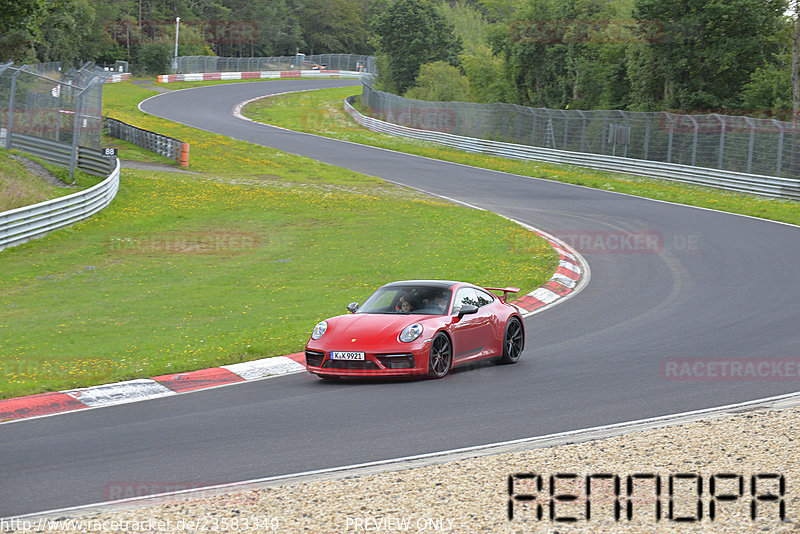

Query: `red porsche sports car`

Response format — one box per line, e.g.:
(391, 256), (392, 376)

(304, 280), (525, 379)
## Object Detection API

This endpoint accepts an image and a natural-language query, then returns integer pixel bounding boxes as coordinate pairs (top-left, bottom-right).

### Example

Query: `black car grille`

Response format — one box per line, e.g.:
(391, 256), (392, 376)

(376, 353), (415, 369)
(322, 359), (380, 370)
(305, 350), (325, 367)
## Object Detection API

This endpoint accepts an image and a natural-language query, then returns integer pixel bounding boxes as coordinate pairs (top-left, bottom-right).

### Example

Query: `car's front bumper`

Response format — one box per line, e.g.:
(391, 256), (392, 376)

(304, 343), (431, 377)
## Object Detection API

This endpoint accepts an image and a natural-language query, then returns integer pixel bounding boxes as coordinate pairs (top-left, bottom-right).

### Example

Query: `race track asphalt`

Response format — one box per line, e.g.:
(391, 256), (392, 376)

(2, 79), (799, 517)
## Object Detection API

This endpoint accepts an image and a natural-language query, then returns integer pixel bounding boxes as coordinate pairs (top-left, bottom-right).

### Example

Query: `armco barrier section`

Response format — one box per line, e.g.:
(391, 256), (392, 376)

(344, 97), (800, 200)
(104, 117), (189, 167)
(157, 70), (365, 84)
(9, 134), (116, 177)
(0, 158), (120, 251)
(362, 83), (800, 181)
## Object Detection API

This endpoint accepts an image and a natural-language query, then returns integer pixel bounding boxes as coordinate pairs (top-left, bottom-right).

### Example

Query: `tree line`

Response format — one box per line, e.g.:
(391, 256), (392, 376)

(0, 0), (374, 72)
(1, 0), (798, 120)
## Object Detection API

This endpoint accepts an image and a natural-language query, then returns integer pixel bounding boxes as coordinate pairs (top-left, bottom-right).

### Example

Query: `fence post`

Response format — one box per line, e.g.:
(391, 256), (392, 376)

(6, 67), (21, 149)
(619, 111), (628, 158)
(577, 110), (587, 152)
(69, 85), (90, 182)
(689, 115), (698, 167)
(666, 113), (675, 163)
(600, 110), (609, 155)
(773, 119), (784, 176)
(745, 116), (755, 174)
(712, 114), (725, 169)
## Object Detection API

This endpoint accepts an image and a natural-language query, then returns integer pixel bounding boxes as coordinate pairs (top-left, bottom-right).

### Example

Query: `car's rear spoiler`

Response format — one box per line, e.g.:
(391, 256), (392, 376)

(484, 286), (520, 304)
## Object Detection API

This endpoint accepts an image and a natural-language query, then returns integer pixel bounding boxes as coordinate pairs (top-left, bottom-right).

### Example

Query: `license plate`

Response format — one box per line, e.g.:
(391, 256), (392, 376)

(330, 351), (365, 360)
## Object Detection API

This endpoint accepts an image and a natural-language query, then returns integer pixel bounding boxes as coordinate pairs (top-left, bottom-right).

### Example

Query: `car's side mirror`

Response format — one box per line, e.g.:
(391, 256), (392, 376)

(457, 304), (478, 320)
(346, 302), (359, 313)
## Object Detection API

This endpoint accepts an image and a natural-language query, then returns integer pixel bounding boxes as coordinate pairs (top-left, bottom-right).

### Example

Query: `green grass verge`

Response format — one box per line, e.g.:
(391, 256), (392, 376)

(0, 80), (558, 399)
(243, 86), (800, 226)
(0, 151), (105, 212)
(0, 152), (66, 212)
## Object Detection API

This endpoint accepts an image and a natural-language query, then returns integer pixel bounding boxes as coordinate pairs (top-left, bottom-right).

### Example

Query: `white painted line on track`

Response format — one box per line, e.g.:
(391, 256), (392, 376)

(11, 390), (800, 522)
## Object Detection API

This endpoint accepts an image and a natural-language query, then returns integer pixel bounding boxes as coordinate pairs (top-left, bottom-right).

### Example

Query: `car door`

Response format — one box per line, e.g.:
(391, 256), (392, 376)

(450, 287), (494, 362)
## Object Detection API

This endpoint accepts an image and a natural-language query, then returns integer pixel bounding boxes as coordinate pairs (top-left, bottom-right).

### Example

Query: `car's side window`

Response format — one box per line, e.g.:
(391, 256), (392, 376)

(452, 288), (479, 313)
(475, 289), (495, 306)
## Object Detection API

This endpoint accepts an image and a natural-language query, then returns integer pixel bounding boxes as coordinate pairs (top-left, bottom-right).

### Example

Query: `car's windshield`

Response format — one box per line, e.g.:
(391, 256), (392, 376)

(357, 286), (452, 315)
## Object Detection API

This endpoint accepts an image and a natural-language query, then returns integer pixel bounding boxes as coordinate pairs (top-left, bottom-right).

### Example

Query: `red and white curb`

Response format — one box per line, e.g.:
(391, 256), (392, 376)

(0, 230), (586, 425)
(104, 73), (131, 83)
(156, 70), (365, 84)
(0, 354), (305, 423)
(509, 224), (589, 316)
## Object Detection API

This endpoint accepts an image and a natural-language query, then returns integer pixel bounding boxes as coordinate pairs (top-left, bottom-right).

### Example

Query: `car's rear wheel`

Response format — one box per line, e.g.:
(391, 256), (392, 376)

(427, 333), (452, 378)
(498, 317), (524, 364)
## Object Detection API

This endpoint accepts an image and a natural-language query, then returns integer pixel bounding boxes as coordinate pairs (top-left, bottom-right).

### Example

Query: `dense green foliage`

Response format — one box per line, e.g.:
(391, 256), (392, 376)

(0, 0), (796, 116)
(0, 0), (365, 70)
(372, 0), (462, 94)
(488, 0), (794, 114)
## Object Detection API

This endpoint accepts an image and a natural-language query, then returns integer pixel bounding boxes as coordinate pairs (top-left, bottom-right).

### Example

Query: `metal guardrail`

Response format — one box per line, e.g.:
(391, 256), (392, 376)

(9, 134), (116, 177)
(104, 117), (189, 167)
(0, 158), (121, 252)
(344, 97), (800, 200)
(361, 83), (800, 181)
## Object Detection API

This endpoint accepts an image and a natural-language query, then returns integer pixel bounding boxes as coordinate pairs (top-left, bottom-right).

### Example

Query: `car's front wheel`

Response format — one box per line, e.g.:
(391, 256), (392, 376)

(498, 317), (524, 364)
(427, 333), (452, 378)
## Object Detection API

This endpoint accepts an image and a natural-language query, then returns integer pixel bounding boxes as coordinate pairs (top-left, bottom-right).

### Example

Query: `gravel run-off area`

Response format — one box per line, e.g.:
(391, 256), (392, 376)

(6, 401), (799, 534)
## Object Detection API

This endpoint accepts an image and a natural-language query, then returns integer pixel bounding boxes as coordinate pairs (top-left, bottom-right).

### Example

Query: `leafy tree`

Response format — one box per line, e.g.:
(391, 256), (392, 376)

(404, 61), (472, 101)
(792, 0), (799, 123)
(461, 44), (514, 103)
(34, 0), (108, 64)
(300, 0), (371, 55)
(372, 0), (462, 94)
(0, 0), (48, 61)
(438, 0), (490, 56)
(489, 0), (572, 107)
(740, 16), (794, 120)
(136, 23), (213, 73)
(633, 0), (787, 111)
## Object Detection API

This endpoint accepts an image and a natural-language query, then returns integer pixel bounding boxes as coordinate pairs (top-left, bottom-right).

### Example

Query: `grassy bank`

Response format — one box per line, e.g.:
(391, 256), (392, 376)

(0, 81), (558, 399)
(243, 86), (800, 226)
(0, 152), (101, 212)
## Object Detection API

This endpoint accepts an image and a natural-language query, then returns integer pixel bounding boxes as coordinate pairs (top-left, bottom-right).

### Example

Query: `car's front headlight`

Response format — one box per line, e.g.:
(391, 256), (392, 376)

(311, 320), (328, 340)
(399, 323), (423, 343)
